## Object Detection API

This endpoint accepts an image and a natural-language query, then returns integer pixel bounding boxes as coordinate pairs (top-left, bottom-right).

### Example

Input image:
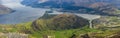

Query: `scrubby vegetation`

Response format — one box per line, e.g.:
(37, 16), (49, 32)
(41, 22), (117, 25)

(0, 14), (120, 38)
(1, 23), (120, 38)
(1, 0), (120, 38)
(32, 14), (89, 31)
(93, 16), (120, 29)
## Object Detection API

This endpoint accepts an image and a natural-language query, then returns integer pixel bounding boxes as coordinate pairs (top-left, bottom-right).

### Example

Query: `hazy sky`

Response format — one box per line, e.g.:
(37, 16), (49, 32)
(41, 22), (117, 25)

(1, 0), (22, 4)
(1, 0), (25, 10)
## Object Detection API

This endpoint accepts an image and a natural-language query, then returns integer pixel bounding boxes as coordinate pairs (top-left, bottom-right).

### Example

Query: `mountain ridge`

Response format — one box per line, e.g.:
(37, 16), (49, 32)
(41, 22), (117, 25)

(0, 4), (13, 15)
(21, 0), (120, 8)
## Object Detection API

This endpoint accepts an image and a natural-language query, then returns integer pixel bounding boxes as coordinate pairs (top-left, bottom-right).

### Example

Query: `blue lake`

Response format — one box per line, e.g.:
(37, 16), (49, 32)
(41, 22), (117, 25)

(0, 0), (47, 24)
(0, 0), (100, 24)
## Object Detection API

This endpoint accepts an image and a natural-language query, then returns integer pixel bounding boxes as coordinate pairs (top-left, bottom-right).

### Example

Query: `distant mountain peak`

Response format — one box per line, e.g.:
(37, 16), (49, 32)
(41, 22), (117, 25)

(21, 0), (120, 8)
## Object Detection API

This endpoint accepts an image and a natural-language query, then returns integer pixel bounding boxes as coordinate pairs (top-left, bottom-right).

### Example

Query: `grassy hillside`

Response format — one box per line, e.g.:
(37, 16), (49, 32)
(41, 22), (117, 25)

(1, 23), (120, 38)
(32, 14), (89, 31)
(0, 14), (120, 38)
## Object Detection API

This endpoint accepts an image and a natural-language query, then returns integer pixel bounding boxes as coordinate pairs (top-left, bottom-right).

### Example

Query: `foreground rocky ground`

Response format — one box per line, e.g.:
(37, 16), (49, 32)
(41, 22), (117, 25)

(0, 32), (28, 38)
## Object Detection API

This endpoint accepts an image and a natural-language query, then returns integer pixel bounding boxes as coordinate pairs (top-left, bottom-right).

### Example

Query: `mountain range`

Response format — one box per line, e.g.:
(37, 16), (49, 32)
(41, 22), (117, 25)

(21, 0), (120, 8)
(21, 0), (120, 16)
(0, 4), (13, 15)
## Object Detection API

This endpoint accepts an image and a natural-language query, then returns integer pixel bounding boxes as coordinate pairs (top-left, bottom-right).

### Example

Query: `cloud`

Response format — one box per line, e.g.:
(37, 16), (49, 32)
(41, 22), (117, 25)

(38, 0), (49, 3)
(1, 0), (22, 4)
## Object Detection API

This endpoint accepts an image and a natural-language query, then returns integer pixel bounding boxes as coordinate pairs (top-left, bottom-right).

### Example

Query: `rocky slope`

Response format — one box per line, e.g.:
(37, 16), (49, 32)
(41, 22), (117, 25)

(0, 4), (13, 15)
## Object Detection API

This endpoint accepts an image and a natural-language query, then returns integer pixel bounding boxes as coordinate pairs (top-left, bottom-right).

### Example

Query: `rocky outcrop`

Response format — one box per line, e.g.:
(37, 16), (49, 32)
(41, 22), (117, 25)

(0, 5), (13, 15)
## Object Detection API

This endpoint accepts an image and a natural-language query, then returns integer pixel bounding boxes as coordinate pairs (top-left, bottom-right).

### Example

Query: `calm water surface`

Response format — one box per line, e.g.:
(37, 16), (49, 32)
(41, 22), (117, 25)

(0, 0), (101, 24)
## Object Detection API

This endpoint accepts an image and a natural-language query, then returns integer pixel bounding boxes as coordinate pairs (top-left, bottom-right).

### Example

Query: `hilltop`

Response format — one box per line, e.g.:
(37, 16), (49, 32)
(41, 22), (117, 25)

(0, 14), (120, 38)
(32, 14), (89, 30)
